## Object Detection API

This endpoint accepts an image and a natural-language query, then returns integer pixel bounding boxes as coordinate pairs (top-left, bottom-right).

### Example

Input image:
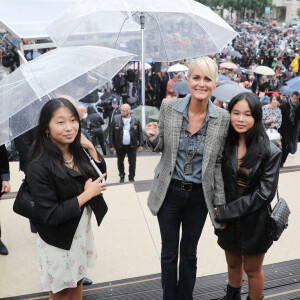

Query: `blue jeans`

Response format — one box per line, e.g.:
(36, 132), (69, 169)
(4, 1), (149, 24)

(157, 182), (208, 300)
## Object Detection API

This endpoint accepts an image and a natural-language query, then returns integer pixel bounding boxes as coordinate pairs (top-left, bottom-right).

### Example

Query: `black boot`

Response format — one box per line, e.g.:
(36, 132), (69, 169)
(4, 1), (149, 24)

(0, 239), (8, 255)
(220, 284), (241, 300)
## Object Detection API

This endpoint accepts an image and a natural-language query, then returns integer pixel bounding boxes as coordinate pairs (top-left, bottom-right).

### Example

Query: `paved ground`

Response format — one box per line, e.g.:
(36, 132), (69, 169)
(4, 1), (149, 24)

(0, 149), (300, 298)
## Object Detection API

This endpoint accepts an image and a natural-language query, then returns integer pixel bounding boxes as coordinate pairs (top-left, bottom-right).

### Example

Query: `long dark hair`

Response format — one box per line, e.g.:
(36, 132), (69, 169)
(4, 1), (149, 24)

(225, 92), (270, 168)
(28, 98), (97, 179)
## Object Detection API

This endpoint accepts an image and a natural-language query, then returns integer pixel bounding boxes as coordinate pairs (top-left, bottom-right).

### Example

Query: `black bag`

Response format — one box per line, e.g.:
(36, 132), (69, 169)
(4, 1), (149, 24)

(267, 191), (290, 241)
(13, 177), (40, 221)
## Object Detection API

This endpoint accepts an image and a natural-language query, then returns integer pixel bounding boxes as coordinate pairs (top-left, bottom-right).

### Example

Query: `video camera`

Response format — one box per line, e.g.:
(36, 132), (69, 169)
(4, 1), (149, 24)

(96, 94), (120, 112)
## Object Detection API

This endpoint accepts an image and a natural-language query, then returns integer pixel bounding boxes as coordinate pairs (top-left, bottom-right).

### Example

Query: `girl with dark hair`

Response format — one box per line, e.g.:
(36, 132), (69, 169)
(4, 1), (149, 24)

(214, 93), (282, 300)
(27, 98), (108, 299)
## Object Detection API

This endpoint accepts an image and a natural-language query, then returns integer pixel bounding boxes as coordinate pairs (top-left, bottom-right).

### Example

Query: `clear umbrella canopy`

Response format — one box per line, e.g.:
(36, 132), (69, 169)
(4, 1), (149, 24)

(47, 0), (237, 133)
(47, 0), (238, 62)
(285, 77), (300, 93)
(212, 83), (251, 103)
(0, 46), (134, 145)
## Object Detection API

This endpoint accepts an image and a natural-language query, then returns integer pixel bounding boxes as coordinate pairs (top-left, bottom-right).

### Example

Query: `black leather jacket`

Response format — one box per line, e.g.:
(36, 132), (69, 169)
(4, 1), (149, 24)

(215, 142), (282, 255)
(109, 114), (143, 149)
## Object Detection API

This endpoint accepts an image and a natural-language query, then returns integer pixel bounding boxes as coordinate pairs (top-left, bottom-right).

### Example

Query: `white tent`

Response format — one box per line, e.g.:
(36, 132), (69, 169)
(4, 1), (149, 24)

(0, 0), (77, 51)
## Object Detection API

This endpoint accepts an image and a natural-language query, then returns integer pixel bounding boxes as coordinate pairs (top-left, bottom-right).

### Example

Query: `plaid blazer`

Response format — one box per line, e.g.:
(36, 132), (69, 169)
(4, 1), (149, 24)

(147, 96), (230, 229)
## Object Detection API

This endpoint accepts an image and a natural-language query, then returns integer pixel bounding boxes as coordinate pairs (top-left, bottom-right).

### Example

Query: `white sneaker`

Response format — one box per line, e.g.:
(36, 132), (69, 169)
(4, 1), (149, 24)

(289, 153), (295, 156)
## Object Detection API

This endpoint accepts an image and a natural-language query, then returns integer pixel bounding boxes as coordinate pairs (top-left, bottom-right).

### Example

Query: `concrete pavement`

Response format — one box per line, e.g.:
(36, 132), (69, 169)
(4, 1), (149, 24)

(0, 150), (300, 298)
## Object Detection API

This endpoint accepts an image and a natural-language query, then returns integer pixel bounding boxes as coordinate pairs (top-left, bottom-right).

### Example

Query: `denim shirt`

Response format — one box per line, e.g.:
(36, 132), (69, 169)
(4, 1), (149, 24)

(172, 97), (218, 184)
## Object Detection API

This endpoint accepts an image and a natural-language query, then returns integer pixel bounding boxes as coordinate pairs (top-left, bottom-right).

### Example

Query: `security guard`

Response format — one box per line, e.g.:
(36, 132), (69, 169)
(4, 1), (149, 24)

(109, 104), (143, 182)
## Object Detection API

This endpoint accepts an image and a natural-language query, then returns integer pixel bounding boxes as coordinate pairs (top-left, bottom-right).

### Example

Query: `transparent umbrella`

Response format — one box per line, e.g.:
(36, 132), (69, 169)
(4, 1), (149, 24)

(212, 83), (251, 103)
(46, 0), (238, 132)
(285, 77), (300, 93)
(171, 80), (190, 95)
(0, 46), (134, 145)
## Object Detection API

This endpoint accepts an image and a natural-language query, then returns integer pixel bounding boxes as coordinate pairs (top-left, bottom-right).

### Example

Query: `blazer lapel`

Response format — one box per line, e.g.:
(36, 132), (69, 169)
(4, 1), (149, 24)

(171, 109), (183, 168)
(202, 117), (221, 176)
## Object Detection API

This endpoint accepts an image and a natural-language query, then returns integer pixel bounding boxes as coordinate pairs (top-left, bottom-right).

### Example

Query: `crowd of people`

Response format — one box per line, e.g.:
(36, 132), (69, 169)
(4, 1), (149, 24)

(0, 18), (300, 300)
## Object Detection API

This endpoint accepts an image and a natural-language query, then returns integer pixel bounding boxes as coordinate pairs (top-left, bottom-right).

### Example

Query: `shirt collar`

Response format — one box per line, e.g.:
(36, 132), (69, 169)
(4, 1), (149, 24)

(174, 94), (218, 119)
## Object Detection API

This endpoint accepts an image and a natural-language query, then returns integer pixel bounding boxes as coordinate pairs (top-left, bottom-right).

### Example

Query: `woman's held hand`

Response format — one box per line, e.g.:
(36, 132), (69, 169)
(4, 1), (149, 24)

(213, 207), (227, 230)
(146, 122), (158, 143)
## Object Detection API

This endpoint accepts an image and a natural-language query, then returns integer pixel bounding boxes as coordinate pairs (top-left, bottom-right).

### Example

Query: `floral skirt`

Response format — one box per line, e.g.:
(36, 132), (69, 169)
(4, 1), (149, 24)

(36, 205), (97, 294)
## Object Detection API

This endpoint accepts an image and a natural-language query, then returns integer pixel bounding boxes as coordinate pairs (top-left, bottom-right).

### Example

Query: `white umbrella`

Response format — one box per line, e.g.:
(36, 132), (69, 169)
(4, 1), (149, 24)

(46, 0), (238, 131)
(0, 46), (134, 145)
(167, 64), (188, 73)
(253, 66), (275, 76)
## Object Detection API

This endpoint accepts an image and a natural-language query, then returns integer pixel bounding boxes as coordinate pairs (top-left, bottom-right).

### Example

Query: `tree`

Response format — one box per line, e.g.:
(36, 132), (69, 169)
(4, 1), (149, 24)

(196, 0), (273, 18)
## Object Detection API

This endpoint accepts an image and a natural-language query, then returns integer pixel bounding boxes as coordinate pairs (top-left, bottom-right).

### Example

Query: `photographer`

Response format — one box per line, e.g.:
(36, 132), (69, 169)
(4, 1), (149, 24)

(99, 94), (121, 125)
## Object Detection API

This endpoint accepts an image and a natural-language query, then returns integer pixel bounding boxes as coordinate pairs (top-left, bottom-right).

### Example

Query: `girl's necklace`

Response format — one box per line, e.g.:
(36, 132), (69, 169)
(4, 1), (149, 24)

(63, 155), (74, 169)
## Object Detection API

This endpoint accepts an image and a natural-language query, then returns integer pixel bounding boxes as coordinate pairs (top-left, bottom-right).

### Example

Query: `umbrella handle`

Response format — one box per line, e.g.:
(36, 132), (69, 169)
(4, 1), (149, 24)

(81, 147), (105, 183)
(143, 128), (152, 138)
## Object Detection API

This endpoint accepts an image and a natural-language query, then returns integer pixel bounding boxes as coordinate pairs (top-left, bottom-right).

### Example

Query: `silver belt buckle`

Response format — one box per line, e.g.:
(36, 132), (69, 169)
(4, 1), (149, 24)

(181, 182), (193, 191)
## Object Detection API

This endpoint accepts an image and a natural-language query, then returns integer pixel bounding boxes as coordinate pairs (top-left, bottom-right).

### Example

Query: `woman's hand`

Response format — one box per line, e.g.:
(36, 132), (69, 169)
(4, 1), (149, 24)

(84, 173), (107, 198)
(80, 133), (100, 161)
(213, 207), (227, 230)
(1, 181), (11, 194)
(80, 133), (94, 151)
(145, 122), (159, 144)
(77, 173), (107, 206)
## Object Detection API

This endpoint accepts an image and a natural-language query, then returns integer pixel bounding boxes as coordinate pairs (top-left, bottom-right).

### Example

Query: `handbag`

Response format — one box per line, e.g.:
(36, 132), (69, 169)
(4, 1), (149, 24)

(13, 177), (40, 221)
(267, 190), (290, 241)
(266, 128), (281, 147)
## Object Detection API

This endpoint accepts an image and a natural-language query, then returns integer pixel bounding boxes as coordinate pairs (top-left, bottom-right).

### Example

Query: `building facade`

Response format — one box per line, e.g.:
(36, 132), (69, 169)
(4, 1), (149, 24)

(272, 0), (300, 24)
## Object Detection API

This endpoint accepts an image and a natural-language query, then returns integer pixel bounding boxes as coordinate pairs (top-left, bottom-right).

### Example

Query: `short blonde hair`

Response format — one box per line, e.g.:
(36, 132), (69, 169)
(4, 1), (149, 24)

(187, 56), (218, 84)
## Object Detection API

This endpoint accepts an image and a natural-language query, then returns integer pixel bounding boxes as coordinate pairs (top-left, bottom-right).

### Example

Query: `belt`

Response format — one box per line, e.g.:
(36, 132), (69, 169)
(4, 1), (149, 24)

(170, 179), (202, 192)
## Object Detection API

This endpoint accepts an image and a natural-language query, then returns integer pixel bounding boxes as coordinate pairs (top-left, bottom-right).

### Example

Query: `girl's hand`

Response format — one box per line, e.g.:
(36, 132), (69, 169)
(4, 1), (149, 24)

(84, 173), (107, 199)
(1, 181), (11, 194)
(145, 122), (159, 143)
(80, 133), (100, 161)
(213, 207), (227, 230)
(80, 134), (94, 150)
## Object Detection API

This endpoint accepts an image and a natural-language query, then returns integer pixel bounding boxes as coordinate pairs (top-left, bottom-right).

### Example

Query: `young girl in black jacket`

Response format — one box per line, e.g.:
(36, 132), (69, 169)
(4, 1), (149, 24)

(27, 98), (107, 299)
(215, 93), (282, 300)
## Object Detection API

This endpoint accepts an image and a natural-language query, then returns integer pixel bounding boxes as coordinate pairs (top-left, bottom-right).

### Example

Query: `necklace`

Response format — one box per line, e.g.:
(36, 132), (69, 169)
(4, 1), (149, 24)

(63, 155), (74, 169)
(183, 118), (207, 175)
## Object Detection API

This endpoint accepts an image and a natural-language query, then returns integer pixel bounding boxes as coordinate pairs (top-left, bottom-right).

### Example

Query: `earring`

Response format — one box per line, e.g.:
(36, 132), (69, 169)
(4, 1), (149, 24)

(46, 133), (49, 138)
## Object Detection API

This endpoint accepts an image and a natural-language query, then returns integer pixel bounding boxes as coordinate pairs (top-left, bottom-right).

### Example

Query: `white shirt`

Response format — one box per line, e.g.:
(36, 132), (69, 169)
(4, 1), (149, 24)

(122, 117), (131, 145)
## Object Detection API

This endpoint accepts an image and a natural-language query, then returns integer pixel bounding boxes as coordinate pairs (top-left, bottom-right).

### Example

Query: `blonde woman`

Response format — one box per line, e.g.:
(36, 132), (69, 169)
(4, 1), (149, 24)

(145, 57), (230, 300)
